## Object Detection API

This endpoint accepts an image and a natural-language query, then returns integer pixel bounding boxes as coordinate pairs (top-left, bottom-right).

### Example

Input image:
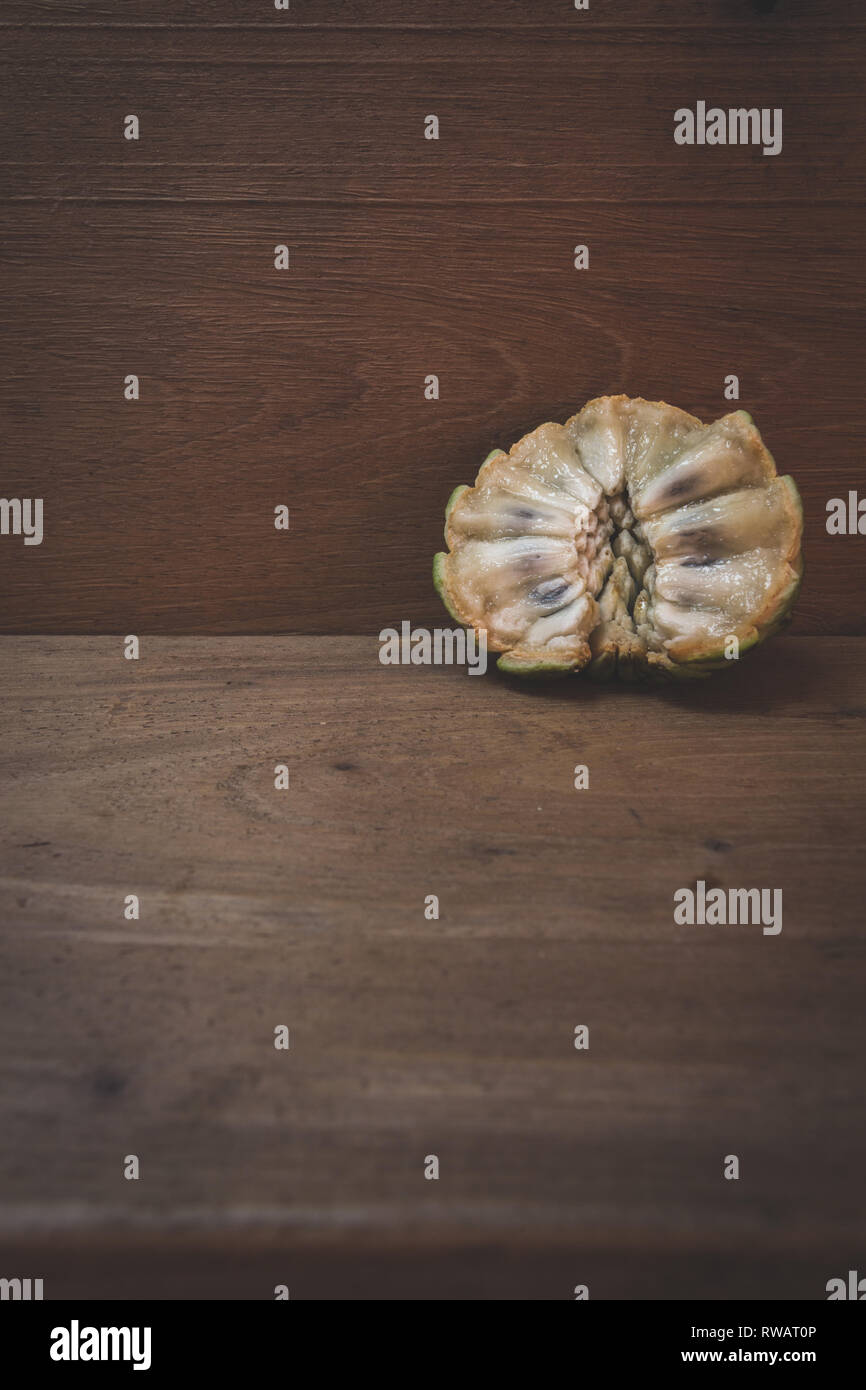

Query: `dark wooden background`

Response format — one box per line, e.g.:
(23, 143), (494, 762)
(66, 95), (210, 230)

(1, 0), (866, 1307)
(1, 0), (864, 633)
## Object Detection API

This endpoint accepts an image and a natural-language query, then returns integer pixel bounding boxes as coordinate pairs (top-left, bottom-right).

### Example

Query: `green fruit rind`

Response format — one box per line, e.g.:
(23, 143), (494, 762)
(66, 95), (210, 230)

(496, 651), (576, 677)
(443, 485), (469, 539)
(432, 552), (464, 625)
(779, 474), (804, 530)
(674, 631), (759, 670)
(444, 484), (469, 521)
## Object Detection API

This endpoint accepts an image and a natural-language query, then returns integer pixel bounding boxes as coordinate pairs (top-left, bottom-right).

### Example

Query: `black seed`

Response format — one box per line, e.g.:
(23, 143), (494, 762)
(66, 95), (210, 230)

(530, 579), (569, 604)
(680, 556), (724, 568)
(664, 475), (694, 498)
(513, 507), (537, 520)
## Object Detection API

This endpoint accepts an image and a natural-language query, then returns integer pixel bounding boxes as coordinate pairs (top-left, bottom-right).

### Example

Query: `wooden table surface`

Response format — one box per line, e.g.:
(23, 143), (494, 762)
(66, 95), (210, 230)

(0, 635), (864, 1299)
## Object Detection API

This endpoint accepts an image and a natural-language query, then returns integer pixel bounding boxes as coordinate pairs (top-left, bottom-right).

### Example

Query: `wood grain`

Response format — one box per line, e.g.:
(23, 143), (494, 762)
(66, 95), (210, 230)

(0, 635), (864, 1298)
(4, 1), (859, 30)
(0, 8), (864, 634)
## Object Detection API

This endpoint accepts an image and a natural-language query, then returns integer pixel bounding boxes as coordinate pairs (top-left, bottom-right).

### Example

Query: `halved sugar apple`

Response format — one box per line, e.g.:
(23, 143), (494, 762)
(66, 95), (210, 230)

(433, 397), (803, 679)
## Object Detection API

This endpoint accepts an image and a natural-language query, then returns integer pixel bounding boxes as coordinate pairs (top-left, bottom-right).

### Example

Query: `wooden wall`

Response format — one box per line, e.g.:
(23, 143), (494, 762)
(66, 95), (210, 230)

(1, 1), (863, 633)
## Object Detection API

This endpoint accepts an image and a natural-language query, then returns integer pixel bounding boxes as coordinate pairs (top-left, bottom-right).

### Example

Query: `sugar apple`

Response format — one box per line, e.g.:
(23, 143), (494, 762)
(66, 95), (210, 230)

(433, 397), (803, 679)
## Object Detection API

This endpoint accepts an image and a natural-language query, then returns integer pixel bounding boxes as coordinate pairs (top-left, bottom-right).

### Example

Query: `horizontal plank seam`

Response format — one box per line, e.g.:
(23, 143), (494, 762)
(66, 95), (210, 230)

(2, 163), (859, 169)
(4, 24), (864, 32)
(2, 197), (863, 206)
(3, 55), (863, 64)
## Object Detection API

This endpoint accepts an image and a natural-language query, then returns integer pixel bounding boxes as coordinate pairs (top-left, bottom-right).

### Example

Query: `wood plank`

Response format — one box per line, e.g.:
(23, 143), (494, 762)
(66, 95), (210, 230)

(1, 203), (862, 634)
(1, 12), (864, 635)
(1, 28), (862, 205)
(0, 635), (863, 1297)
(3, 0), (860, 31)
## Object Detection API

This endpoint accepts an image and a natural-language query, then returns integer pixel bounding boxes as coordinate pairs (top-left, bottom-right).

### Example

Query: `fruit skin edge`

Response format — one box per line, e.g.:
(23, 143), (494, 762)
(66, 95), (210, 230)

(431, 436), (804, 683)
